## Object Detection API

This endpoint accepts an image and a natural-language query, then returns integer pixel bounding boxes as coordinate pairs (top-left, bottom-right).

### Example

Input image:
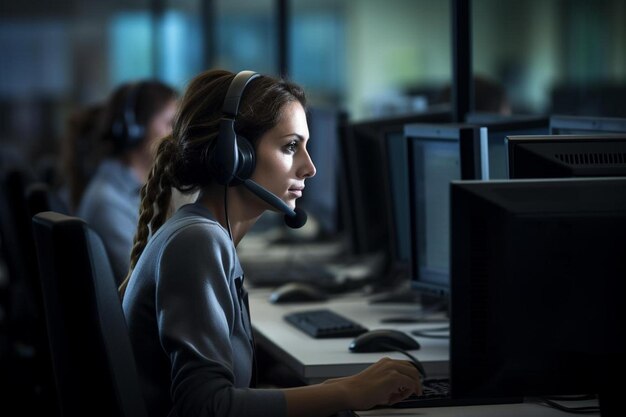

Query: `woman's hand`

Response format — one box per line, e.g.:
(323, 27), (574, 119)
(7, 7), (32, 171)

(326, 357), (423, 410)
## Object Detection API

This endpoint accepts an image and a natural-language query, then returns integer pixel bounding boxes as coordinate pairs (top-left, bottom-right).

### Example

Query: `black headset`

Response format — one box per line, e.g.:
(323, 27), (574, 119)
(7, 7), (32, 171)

(210, 70), (307, 229)
(211, 71), (260, 186)
(111, 82), (146, 151)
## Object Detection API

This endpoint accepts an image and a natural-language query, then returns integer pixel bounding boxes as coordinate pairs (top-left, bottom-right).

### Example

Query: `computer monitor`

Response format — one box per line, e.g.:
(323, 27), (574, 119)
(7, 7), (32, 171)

(507, 134), (626, 179)
(405, 123), (481, 300)
(465, 112), (547, 125)
(450, 177), (626, 400)
(550, 114), (626, 135)
(382, 128), (412, 270)
(297, 106), (347, 237)
(475, 117), (549, 179)
(339, 111), (451, 259)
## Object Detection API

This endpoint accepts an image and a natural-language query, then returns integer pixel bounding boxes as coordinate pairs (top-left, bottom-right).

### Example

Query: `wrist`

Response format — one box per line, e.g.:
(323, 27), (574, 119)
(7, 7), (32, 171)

(332, 376), (356, 410)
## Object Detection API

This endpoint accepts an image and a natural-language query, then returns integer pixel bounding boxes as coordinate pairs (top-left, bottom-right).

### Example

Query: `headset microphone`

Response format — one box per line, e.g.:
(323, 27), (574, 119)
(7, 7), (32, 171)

(242, 179), (308, 229)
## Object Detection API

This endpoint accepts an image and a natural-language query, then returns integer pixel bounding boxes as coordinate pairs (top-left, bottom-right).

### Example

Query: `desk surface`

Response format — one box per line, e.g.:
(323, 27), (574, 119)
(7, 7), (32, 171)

(249, 288), (602, 416)
(356, 399), (600, 416)
(249, 288), (449, 384)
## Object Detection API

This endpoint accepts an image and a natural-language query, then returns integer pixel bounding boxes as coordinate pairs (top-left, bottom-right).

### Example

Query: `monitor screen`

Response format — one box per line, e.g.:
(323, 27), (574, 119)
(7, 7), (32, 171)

(450, 177), (626, 399)
(550, 115), (626, 135)
(339, 111), (451, 258)
(405, 124), (481, 297)
(475, 118), (549, 179)
(506, 134), (626, 179)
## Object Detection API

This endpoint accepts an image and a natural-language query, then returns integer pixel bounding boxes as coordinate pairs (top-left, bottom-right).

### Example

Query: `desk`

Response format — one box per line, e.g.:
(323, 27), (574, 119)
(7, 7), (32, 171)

(249, 289), (601, 416)
(249, 288), (449, 384)
(356, 400), (600, 416)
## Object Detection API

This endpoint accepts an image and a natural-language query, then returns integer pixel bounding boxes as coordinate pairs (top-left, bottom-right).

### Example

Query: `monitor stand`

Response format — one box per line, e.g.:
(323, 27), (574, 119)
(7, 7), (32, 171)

(367, 280), (449, 324)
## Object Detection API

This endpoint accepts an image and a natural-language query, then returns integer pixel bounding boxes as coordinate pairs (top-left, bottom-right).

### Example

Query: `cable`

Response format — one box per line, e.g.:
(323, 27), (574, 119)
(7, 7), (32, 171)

(411, 326), (450, 339)
(224, 184), (232, 240)
(380, 342), (427, 380)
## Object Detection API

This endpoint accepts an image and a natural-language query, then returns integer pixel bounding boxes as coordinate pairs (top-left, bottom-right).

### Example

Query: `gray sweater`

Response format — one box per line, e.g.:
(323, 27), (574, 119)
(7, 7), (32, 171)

(122, 203), (286, 417)
(78, 158), (141, 286)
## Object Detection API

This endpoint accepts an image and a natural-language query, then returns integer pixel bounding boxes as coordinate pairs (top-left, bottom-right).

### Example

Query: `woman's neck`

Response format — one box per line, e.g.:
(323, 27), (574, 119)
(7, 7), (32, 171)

(198, 185), (262, 246)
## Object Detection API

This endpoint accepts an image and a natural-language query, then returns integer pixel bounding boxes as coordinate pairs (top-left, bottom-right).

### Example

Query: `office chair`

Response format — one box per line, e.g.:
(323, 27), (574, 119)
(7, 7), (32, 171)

(32, 211), (147, 417)
(0, 167), (58, 414)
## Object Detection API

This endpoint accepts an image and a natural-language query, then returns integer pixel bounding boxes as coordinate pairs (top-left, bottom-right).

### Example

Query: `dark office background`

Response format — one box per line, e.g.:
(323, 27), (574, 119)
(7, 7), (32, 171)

(0, 1), (625, 413)
(1, 0), (625, 172)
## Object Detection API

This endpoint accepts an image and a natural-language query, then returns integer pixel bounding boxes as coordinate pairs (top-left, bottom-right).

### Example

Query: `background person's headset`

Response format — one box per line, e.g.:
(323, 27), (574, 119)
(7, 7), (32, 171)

(110, 82), (146, 152)
(210, 70), (307, 229)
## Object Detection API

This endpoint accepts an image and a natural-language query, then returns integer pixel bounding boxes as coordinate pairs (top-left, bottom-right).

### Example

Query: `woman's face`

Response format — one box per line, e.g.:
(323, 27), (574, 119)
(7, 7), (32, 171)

(250, 101), (316, 211)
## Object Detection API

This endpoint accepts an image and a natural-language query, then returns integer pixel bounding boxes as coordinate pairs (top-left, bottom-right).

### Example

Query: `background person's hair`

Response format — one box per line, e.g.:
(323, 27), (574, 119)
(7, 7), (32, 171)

(118, 69), (306, 297)
(59, 103), (106, 211)
(101, 79), (178, 155)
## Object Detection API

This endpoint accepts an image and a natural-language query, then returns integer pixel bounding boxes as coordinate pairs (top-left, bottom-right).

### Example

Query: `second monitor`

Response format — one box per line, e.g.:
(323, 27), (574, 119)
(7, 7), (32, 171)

(506, 134), (626, 179)
(405, 123), (481, 304)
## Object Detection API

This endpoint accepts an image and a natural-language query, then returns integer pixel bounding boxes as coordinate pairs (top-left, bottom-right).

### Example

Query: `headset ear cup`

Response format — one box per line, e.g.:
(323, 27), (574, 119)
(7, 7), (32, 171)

(127, 124), (145, 147)
(111, 119), (127, 144)
(111, 82), (145, 151)
(235, 135), (255, 183)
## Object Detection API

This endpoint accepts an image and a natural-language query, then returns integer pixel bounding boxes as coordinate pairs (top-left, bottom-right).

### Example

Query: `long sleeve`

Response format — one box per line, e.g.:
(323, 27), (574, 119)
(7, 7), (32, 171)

(155, 223), (286, 417)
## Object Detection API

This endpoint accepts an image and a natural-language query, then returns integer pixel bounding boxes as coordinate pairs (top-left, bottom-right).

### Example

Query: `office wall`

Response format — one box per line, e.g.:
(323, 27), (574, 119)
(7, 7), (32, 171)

(473, 0), (561, 113)
(1, 0), (625, 174)
(473, 0), (626, 114)
(345, 0), (451, 120)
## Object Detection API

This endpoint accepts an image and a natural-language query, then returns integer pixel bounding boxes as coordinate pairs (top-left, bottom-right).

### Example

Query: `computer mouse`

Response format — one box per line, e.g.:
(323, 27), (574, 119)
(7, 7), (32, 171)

(268, 282), (328, 304)
(348, 329), (421, 353)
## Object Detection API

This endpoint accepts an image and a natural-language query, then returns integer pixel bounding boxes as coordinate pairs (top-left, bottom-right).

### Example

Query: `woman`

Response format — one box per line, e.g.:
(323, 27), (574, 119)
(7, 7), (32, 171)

(78, 80), (178, 285)
(120, 69), (421, 417)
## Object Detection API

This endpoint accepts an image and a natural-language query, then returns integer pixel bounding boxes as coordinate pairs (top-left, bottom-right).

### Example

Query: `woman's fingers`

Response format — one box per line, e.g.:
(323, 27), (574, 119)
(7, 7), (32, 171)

(380, 359), (422, 393)
(386, 373), (419, 405)
(377, 359), (423, 404)
(345, 357), (424, 410)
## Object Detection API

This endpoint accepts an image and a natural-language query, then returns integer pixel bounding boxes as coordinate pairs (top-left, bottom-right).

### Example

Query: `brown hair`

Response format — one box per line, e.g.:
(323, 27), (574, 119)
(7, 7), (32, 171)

(59, 103), (106, 211)
(118, 69), (306, 297)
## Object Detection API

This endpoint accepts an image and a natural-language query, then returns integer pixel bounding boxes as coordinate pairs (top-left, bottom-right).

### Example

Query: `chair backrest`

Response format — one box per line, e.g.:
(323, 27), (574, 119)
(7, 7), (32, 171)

(0, 167), (58, 414)
(32, 211), (147, 417)
(0, 167), (39, 315)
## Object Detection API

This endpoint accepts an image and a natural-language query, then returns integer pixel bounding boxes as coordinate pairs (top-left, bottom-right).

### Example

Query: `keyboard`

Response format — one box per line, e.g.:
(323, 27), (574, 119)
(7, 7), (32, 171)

(389, 379), (523, 408)
(284, 309), (369, 338)
(245, 264), (339, 288)
(391, 378), (452, 408)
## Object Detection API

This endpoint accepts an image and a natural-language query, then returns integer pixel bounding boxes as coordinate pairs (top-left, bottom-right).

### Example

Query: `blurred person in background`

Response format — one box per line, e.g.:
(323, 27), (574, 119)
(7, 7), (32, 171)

(56, 102), (106, 214)
(78, 80), (178, 286)
(436, 74), (512, 115)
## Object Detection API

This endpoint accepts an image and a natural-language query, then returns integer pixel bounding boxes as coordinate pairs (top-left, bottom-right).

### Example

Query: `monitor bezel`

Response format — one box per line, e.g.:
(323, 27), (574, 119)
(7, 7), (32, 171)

(549, 114), (626, 135)
(506, 134), (626, 179)
(405, 123), (482, 297)
(474, 117), (550, 180)
(339, 111), (451, 258)
(450, 177), (626, 399)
